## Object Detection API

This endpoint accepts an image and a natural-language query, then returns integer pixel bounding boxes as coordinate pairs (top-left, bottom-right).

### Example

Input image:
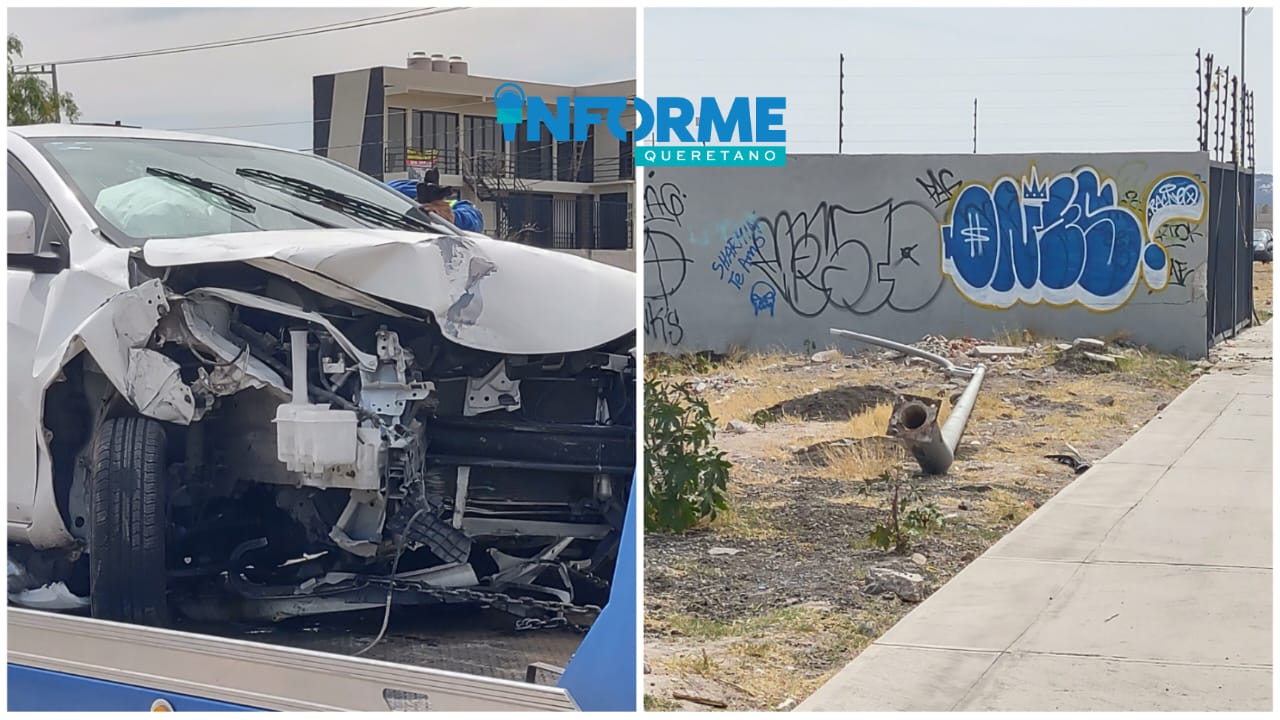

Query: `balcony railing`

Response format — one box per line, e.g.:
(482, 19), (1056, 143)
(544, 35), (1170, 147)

(496, 196), (632, 251)
(384, 146), (460, 176)
(385, 146), (633, 183)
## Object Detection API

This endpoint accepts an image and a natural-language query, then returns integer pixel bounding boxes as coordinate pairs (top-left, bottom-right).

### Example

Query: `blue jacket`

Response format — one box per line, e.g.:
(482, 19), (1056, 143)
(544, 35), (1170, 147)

(385, 180), (484, 233)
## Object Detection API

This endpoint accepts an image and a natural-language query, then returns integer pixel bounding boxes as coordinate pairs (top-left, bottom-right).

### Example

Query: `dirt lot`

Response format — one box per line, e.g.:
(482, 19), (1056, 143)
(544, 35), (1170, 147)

(1254, 258), (1273, 322)
(643, 330), (1209, 711)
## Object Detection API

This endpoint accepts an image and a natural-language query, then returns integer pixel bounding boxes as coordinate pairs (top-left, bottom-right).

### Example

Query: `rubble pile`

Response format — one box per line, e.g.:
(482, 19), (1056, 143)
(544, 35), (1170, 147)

(914, 334), (981, 359)
(1053, 338), (1123, 373)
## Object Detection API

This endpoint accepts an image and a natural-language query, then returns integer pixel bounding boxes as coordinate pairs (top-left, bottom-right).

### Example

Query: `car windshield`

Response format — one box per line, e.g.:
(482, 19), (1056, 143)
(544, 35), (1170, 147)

(28, 136), (437, 246)
(1254, 230), (1271, 244)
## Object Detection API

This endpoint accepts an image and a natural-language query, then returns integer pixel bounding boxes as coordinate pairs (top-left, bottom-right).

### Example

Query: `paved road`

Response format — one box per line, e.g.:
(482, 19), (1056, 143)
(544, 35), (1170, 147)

(801, 323), (1273, 711)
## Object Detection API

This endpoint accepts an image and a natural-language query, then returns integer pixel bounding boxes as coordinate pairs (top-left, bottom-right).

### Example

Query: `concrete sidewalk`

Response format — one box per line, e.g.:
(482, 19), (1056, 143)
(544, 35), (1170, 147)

(800, 323), (1273, 712)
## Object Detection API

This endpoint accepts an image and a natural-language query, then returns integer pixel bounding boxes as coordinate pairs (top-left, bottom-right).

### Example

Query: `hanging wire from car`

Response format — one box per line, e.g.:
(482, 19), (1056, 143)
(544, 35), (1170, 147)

(352, 508), (426, 657)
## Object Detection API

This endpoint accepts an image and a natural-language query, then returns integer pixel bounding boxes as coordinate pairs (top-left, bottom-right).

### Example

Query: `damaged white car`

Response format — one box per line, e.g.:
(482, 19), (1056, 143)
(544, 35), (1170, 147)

(8, 125), (636, 630)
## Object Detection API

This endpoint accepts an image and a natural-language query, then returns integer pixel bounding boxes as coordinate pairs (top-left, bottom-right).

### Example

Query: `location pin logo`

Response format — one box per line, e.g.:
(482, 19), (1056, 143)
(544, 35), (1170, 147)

(494, 82), (527, 143)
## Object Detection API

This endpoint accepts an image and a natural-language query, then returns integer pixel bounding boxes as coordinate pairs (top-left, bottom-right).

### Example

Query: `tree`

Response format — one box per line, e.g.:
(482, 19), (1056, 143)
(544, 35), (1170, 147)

(8, 34), (79, 125)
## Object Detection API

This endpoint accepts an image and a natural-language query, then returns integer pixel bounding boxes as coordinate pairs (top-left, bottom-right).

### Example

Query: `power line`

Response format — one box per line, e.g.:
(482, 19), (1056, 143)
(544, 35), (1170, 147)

(647, 52), (1188, 63)
(29, 8), (466, 66)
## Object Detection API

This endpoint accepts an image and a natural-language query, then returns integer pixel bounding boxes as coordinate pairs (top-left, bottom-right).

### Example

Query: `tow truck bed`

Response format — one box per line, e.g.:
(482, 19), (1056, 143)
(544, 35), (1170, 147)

(8, 481), (638, 711)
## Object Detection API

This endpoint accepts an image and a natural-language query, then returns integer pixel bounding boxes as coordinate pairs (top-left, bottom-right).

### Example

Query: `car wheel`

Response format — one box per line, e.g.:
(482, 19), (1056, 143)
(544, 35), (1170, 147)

(89, 415), (170, 625)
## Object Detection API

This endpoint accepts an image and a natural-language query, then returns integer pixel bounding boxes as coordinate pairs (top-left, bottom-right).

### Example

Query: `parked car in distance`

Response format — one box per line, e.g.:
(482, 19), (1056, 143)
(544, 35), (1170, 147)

(1253, 229), (1273, 263)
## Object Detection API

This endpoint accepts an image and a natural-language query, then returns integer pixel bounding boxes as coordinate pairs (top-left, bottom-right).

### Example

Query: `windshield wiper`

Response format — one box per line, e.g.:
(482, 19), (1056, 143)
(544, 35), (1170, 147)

(234, 168), (444, 234)
(145, 167), (337, 229)
(146, 167), (257, 213)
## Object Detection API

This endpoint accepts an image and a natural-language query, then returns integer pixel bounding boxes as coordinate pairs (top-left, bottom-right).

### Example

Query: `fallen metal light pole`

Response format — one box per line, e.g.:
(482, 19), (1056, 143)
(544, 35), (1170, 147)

(830, 328), (987, 475)
(829, 328), (976, 377)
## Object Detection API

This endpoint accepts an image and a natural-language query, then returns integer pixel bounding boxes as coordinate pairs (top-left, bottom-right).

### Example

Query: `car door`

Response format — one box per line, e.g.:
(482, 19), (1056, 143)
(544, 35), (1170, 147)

(8, 156), (71, 525)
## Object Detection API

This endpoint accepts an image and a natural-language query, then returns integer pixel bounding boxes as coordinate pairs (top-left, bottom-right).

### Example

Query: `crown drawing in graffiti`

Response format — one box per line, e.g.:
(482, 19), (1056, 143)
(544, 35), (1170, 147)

(493, 82), (527, 143)
(1021, 166), (1049, 202)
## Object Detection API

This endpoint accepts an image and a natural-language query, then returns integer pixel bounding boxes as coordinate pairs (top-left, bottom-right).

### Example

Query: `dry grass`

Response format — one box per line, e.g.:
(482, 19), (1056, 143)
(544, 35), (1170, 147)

(810, 439), (904, 481)
(709, 504), (782, 540)
(844, 402), (895, 438)
(711, 386), (789, 424)
(983, 488), (1037, 526)
(651, 603), (901, 709)
(1255, 260), (1274, 322)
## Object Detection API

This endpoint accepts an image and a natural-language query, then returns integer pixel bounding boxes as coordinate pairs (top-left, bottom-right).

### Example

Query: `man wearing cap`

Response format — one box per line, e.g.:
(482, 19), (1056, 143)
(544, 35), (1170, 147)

(386, 179), (484, 233)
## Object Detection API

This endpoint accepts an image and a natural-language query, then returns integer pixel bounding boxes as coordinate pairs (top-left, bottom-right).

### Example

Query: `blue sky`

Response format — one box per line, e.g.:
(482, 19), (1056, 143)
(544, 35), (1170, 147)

(646, 7), (1273, 172)
(7, 7), (636, 150)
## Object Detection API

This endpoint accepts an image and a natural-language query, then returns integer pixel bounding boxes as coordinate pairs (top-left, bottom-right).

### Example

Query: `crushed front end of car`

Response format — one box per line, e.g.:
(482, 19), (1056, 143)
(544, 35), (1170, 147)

(20, 227), (636, 631)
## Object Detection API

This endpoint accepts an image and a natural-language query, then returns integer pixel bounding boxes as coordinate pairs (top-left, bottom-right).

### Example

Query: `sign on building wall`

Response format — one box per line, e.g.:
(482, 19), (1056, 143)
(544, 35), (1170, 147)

(407, 148), (439, 180)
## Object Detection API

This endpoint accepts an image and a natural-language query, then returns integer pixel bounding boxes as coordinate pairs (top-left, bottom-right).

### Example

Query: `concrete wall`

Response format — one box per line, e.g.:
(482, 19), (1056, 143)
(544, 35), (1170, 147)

(644, 153), (1212, 358)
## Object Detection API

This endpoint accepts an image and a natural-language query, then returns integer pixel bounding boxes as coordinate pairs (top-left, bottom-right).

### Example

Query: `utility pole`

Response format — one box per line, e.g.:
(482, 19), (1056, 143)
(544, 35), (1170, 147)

(13, 63), (62, 122)
(972, 97), (978, 154)
(1237, 6), (1254, 333)
(1241, 8), (1250, 161)
(838, 53), (844, 154)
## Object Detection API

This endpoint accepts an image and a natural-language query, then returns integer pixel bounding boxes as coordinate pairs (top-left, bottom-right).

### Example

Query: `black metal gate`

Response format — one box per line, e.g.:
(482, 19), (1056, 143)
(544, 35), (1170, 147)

(1205, 162), (1255, 345)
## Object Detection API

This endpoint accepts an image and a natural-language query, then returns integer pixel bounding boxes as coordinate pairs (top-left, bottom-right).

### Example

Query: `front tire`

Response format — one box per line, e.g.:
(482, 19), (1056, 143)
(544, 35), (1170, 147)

(89, 416), (169, 625)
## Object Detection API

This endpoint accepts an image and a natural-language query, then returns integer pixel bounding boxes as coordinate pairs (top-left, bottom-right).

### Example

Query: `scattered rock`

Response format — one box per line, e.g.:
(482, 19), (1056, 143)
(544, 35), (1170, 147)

(958, 502), (970, 511)
(911, 553), (927, 566)
(811, 349), (841, 363)
(1055, 342), (1073, 352)
(1157, 402), (1168, 411)
(644, 662), (652, 674)
(1081, 351), (1119, 366)
(1097, 395), (1116, 407)
(863, 567), (927, 602)
(708, 547), (742, 557)
(1072, 338), (1108, 351)
(673, 692), (728, 709)
(968, 439), (982, 447)
(725, 419), (755, 434)
(1056, 343), (1121, 374)
(776, 698), (798, 712)
(973, 345), (1027, 358)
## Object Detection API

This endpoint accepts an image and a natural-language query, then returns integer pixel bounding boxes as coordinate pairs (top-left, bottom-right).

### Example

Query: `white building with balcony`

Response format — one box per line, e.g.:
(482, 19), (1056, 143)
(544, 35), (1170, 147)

(312, 53), (635, 254)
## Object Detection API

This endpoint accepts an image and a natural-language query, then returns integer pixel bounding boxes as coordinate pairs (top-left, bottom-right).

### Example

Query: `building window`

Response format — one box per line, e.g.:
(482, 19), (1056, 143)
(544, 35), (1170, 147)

(465, 115), (503, 176)
(598, 192), (631, 250)
(514, 133), (553, 181)
(411, 110), (459, 173)
(619, 130), (633, 179)
(386, 107), (407, 173)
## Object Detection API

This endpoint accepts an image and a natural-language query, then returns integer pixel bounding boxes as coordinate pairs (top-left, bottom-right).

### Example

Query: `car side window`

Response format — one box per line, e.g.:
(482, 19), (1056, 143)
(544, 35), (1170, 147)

(7, 157), (71, 261)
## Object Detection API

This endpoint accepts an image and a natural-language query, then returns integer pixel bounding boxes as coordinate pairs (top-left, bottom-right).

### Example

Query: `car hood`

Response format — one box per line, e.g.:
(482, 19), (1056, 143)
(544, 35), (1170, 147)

(142, 228), (636, 356)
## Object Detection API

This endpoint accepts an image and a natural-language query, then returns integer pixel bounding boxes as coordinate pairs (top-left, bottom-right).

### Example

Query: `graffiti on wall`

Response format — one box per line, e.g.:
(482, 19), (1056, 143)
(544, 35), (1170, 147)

(915, 168), (963, 209)
(643, 172), (692, 346)
(941, 165), (1206, 311)
(746, 200), (946, 318)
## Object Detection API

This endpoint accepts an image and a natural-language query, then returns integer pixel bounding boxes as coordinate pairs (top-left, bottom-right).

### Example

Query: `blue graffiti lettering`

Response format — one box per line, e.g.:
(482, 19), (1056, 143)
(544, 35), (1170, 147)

(710, 216), (764, 290)
(749, 280), (777, 317)
(941, 165), (1205, 311)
